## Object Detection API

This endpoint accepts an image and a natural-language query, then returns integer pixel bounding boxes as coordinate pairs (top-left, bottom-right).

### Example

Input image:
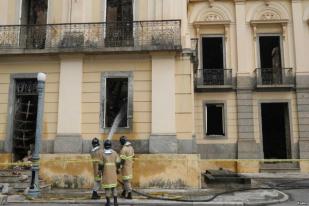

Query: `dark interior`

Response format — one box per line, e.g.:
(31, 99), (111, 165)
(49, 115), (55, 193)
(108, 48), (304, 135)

(206, 104), (224, 136)
(13, 79), (38, 161)
(261, 103), (291, 159)
(105, 78), (128, 128)
(259, 36), (281, 68)
(202, 37), (224, 69)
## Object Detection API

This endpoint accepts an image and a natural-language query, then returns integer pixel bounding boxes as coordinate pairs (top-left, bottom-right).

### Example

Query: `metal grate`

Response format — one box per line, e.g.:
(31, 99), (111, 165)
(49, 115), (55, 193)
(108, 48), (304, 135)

(0, 20), (181, 52)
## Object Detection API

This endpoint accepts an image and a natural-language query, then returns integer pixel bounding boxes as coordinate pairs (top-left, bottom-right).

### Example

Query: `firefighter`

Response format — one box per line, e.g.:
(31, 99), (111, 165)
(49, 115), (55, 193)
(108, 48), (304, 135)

(90, 137), (103, 199)
(101, 139), (121, 206)
(119, 136), (135, 199)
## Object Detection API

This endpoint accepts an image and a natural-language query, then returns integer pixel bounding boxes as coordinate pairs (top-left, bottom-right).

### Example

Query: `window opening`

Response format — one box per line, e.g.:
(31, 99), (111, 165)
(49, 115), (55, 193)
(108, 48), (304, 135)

(105, 0), (133, 47)
(202, 37), (224, 85)
(259, 36), (282, 84)
(12, 79), (38, 161)
(20, 0), (48, 49)
(105, 78), (128, 128)
(205, 104), (225, 136)
(261, 103), (291, 159)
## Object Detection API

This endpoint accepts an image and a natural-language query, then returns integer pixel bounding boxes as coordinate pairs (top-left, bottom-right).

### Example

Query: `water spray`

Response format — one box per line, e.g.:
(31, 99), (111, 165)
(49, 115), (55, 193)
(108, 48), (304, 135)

(107, 104), (127, 141)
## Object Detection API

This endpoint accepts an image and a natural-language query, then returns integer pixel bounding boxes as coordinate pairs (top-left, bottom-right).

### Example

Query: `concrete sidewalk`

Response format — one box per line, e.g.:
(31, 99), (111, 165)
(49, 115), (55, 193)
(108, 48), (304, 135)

(4, 188), (289, 206)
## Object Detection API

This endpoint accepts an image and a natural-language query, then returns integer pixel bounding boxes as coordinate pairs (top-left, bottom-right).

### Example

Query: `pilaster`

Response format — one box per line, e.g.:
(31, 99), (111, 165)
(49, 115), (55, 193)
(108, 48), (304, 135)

(150, 52), (177, 154)
(54, 55), (83, 153)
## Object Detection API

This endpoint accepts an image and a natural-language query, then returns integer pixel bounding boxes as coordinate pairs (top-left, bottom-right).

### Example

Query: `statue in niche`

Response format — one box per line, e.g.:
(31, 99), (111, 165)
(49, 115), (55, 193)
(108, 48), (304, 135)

(271, 47), (282, 84)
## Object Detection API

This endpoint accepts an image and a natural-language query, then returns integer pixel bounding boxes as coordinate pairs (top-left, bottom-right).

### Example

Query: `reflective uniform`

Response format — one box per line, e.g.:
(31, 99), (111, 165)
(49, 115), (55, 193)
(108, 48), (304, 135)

(120, 142), (134, 193)
(90, 146), (103, 191)
(102, 149), (121, 198)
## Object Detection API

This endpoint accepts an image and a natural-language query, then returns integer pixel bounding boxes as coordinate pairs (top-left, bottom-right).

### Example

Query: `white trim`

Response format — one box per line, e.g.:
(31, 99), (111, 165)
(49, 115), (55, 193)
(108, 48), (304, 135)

(47, 0), (51, 24)
(18, 0), (22, 24)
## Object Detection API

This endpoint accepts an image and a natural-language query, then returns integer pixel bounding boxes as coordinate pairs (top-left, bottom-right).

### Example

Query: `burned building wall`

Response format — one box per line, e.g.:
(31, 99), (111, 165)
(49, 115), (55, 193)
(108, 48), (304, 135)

(0, 56), (60, 155)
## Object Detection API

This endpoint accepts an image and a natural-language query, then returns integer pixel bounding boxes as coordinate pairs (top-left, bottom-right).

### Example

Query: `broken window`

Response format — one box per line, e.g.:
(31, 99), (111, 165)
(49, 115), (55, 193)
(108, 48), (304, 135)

(258, 35), (282, 84)
(201, 36), (225, 85)
(105, 0), (133, 47)
(101, 72), (133, 132)
(204, 103), (225, 136)
(20, 0), (48, 49)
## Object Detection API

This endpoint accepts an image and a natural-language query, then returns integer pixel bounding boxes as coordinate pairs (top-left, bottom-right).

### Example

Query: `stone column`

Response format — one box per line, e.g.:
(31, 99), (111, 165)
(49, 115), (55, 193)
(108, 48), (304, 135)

(0, 0), (8, 24)
(235, 0), (260, 159)
(292, 0), (309, 159)
(54, 56), (83, 153)
(149, 53), (177, 153)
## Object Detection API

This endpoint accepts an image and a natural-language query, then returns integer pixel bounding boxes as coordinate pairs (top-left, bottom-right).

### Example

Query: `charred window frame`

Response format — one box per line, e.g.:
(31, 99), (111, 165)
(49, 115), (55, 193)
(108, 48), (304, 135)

(100, 72), (133, 133)
(203, 101), (227, 139)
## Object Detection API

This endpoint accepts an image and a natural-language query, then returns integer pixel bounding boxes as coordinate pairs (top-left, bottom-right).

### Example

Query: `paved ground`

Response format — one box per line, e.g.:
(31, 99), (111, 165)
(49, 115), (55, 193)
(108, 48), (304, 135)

(3, 174), (309, 206)
(270, 189), (309, 206)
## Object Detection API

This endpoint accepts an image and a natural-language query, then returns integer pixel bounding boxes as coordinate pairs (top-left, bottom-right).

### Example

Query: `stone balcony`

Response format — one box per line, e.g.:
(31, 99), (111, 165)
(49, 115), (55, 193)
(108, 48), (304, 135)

(0, 20), (181, 55)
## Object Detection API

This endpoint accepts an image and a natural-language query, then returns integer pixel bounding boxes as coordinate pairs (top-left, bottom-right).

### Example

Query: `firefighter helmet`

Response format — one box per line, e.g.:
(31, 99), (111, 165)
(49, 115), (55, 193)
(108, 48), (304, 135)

(104, 139), (112, 149)
(92, 137), (100, 148)
(119, 136), (128, 146)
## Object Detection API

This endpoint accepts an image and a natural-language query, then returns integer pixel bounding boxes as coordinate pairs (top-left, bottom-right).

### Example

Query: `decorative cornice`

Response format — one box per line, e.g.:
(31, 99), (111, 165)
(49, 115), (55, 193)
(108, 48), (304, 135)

(250, 19), (288, 39)
(194, 20), (231, 27)
(250, 19), (288, 25)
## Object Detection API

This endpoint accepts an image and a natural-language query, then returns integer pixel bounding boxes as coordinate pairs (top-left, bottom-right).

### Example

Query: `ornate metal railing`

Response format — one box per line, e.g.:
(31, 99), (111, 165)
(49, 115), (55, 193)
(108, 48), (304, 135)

(195, 68), (232, 87)
(255, 68), (294, 87)
(0, 20), (181, 53)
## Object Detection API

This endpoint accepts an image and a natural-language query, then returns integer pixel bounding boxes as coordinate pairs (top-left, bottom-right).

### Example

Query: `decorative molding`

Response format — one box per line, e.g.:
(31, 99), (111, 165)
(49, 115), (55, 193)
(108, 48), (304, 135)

(250, 19), (288, 39)
(260, 10), (281, 20)
(193, 20), (231, 39)
(208, 0), (215, 8)
(202, 12), (224, 21)
(264, 0), (270, 6)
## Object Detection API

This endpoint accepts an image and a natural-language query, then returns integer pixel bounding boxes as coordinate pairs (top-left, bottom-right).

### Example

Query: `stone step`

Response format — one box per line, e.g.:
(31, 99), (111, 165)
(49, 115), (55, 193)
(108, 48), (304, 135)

(0, 170), (31, 177)
(260, 168), (300, 173)
(260, 162), (300, 173)
(260, 162), (299, 169)
(0, 176), (30, 183)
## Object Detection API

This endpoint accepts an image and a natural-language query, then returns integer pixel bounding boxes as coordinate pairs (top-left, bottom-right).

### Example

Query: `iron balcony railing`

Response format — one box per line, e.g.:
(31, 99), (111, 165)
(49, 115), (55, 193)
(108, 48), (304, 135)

(195, 68), (233, 87)
(255, 68), (295, 87)
(0, 20), (181, 53)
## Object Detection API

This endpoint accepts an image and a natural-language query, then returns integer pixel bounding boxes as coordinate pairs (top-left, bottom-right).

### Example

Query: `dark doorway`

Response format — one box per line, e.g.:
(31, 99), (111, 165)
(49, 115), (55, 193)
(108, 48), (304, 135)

(12, 79), (38, 161)
(105, 0), (133, 47)
(259, 36), (282, 84)
(261, 103), (291, 159)
(105, 78), (128, 128)
(202, 37), (224, 85)
(20, 0), (48, 49)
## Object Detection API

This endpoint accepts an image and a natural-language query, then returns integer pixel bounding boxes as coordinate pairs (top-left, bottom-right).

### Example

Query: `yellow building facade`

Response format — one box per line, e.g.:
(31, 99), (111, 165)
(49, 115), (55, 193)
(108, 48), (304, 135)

(0, 0), (309, 189)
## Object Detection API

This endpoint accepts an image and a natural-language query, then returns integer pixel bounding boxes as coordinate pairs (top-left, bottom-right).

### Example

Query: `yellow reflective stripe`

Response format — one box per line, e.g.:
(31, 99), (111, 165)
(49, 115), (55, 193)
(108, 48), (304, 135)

(95, 176), (101, 181)
(102, 183), (117, 189)
(105, 163), (115, 166)
(122, 175), (133, 180)
(120, 155), (134, 160)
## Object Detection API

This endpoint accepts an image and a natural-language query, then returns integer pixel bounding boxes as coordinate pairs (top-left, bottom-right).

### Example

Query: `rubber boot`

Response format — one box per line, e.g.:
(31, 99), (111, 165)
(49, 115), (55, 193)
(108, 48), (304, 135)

(105, 197), (110, 206)
(91, 191), (100, 200)
(114, 196), (118, 206)
(127, 192), (132, 199)
(121, 190), (126, 198)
